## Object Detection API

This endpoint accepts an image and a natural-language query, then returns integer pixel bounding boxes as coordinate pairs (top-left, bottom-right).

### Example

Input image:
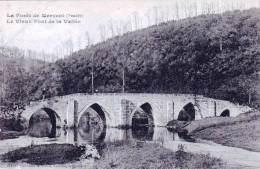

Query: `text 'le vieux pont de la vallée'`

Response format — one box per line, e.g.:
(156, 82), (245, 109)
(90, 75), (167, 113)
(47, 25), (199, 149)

(6, 13), (84, 24)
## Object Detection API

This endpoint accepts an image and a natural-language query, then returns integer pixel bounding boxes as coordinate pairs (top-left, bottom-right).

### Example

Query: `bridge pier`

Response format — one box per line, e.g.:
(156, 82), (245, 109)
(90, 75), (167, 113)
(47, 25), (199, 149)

(67, 99), (78, 128)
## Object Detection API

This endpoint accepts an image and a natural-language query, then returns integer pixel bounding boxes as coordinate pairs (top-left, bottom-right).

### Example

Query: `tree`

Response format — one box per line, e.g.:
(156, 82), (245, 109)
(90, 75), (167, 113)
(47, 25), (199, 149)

(145, 10), (151, 26)
(77, 37), (82, 50)
(153, 7), (159, 25)
(85, 31), (92, 48)
(108, 20), (115, 37)
(132, 11), (139, 30)
(175, 2), (180, 20)
(98, 24), (106, 42)
(159, 7), (165, 23)
(116, 21), (122, 35)
(68, 39), (73, 54)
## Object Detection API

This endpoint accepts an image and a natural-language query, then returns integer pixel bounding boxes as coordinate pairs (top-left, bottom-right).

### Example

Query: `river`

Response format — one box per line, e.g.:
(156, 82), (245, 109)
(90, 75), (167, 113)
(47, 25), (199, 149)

(0, 125), (260, 169)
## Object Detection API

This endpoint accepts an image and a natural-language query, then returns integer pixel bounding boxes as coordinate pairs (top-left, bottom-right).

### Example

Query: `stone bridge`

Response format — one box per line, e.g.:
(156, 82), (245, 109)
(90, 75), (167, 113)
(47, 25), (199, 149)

(22, 93), (251, 128)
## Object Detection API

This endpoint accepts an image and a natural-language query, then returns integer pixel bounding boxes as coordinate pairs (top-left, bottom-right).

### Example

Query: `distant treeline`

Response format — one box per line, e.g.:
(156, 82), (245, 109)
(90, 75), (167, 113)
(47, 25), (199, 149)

(0, 8), (259, 109)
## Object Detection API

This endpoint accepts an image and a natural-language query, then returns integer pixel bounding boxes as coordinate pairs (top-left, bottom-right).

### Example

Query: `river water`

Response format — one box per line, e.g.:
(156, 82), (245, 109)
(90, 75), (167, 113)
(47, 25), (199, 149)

(0, 126), (260, 169)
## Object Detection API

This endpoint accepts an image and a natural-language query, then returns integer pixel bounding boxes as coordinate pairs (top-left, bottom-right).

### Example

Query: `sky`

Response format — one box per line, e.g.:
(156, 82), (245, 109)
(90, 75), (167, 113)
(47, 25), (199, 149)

(0, 0), (259, 56)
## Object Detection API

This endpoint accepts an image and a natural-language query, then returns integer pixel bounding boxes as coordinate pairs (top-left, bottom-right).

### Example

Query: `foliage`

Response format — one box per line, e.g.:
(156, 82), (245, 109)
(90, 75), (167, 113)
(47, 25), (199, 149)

(56, 8), (259, 107)
(0, 56), (63, 107)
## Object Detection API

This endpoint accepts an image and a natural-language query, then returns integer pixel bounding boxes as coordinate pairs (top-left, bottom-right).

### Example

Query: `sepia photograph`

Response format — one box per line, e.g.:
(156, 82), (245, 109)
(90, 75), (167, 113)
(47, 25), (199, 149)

(0, 0), (259, 168)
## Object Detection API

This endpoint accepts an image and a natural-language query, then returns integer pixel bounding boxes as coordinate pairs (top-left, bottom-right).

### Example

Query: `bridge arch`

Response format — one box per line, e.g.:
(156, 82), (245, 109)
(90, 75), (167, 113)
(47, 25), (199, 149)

(78, 103), (111, 127)
(77, 103), (109, 141)
(177, 102), (202, 121)
(129, 102), (154, 127)
(28, 107), (61, 138)
(220, 109), (230, 117)
(29, 108), (61, 128)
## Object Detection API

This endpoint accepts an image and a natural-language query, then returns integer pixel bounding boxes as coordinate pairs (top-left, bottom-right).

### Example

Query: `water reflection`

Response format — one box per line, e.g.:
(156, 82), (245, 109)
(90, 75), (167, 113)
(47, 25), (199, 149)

(78, 126), (106, 143)
(27, 119), (191, 144)
(132, 126), (154, 141)
(29, 119), (61, 138)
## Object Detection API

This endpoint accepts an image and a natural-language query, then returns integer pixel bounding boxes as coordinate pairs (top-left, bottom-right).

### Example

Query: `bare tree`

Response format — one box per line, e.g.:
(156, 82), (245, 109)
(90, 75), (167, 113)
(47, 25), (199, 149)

(145, 10), (151, 26)
(77, 37), (81, 50)
(187, 2), (194, 17)
(68, 39), (73, 54)
(85, 31), (92, 48)
(0, 27), (7, 56)
(42, 50), (45, 63)
(159, 7), (165, 23)
(58, 45), (63, 59)
(194, 2), (198, 16)
(182, 2), (188, 18)
(153, 6), (159, 25)
(108, 20), (115, 37)
(165, 6), (169, 22)
(27, 50), (32, 59)
(127, 16), (132, 32)
(116, 21), (123, 35)
(0, 28), (7, 104)
(139, 18), (143, 30)
(98, 24), (106, 42)
(132, 11), (139, 30)
(122, 21), (129, 34)
(63, 41), (70, 56)
(175, 2), (180, 20)
(54, 46), (60, 60)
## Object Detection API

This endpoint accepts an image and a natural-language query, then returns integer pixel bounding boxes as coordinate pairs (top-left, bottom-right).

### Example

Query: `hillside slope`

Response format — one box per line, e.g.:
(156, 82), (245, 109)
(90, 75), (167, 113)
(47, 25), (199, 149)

(56, 8), (260, 107)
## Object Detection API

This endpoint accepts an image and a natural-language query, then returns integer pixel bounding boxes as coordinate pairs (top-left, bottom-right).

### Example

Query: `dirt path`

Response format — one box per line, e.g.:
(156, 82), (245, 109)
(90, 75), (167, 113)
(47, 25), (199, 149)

(163, 139), (260, 169)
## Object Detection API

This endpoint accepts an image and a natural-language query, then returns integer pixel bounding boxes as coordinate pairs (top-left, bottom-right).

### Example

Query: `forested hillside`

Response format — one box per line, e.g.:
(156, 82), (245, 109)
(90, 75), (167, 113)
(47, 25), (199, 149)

(1, 8), (259, 108)
(0, 55), (62, 106)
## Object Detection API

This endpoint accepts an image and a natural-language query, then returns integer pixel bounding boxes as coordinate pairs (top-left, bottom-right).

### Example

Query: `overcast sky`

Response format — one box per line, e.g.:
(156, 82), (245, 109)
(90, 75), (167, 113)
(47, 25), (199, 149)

(0, 0), (259, 55)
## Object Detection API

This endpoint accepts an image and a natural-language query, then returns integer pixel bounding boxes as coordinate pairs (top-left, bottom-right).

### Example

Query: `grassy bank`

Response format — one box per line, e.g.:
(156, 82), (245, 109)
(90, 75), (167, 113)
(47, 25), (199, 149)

(95, 141), (224, 169)
(186, 111), (260, 152)
(0, 141), (224, 168)
(0, 144), (85, 165)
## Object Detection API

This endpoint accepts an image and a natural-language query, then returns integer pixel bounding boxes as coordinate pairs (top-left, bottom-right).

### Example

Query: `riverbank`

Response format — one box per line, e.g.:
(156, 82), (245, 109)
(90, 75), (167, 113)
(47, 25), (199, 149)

(0, 144), (86, 165)
(0, 130), (25, 140)
(0, 141), (225, 168)
(0, 117), (27, 140)
(95, 140), (224, 169)
(185, 111), (260, 152)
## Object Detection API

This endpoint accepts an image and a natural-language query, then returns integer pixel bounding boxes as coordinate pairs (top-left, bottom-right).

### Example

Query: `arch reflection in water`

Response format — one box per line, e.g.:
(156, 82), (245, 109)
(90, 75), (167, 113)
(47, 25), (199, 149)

(78, 125), (106, 143)
(165, 128), (195, 142)
(28, 108), (61, 138)
(78, 104), (106, 143)
(132, 126), (154, 141)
